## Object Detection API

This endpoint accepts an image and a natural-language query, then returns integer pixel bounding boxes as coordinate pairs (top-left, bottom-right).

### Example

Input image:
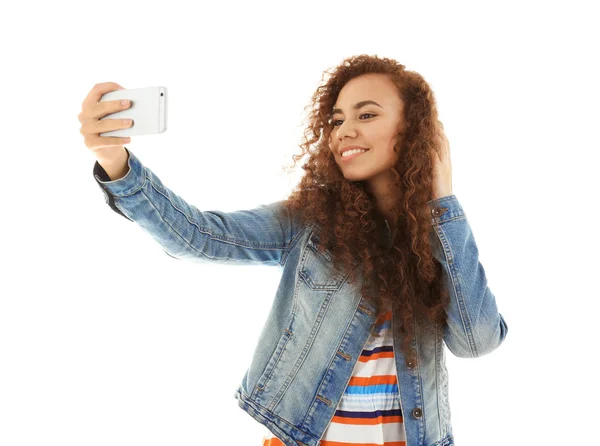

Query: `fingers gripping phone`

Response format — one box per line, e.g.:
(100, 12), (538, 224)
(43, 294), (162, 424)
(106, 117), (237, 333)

(99, 86), (168, 137)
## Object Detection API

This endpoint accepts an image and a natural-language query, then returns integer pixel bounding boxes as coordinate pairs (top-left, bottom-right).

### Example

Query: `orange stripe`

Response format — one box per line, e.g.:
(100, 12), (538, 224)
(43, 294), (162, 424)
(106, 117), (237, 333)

(262, 437), (285, 446)
(375, 310), (392, 323)
(321, 441), (406, 446)
(265, 437), (406, 446)
(347, 375), (397, 386)
(331, 414), (404, 425)
(358, 351), (394, 362)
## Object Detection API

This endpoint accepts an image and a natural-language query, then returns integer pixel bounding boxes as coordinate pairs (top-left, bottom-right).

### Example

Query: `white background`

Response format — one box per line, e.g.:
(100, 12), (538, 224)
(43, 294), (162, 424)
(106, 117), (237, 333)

(1, 1), (598, 445)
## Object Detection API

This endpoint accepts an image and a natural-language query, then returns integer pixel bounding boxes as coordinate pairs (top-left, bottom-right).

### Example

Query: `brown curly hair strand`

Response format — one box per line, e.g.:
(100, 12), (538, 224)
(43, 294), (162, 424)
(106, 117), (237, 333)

(281, 54), (451, 367)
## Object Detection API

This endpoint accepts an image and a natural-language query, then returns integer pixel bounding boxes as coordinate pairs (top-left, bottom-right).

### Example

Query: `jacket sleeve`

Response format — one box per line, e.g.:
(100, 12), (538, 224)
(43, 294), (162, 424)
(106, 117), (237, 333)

(92, 148), (303, 267)
(427, 195), (508, 358)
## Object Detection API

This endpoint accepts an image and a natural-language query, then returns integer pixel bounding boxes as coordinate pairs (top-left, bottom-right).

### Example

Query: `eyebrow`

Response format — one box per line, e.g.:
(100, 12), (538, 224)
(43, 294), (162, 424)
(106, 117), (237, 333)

(332, 100), (383, 115)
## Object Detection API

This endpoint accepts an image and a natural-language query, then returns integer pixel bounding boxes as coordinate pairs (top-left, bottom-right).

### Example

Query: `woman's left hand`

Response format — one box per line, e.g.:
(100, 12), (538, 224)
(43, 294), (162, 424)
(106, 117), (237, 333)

(431, 120), (453, 200)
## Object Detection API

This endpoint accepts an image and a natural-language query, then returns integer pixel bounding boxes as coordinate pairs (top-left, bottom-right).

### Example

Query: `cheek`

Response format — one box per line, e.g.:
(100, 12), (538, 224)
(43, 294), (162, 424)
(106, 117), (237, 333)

(385, 142), (400, 163)
(328, 136), (337, 153)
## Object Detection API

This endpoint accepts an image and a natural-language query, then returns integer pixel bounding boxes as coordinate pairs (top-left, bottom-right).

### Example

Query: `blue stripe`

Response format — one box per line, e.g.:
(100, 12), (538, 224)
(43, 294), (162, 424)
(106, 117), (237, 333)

(372, 319), (391, 332)
(345, 383), (398, 394)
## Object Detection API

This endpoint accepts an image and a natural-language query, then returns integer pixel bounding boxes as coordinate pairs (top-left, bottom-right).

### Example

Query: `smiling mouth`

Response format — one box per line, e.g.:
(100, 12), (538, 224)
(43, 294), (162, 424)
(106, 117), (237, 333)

(341, 149), (370, 159)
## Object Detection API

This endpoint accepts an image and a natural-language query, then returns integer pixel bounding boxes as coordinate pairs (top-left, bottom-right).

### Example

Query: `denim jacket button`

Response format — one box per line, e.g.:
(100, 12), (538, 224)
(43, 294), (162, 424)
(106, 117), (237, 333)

(431, 206), (448, 217)
(406, 360), (414, 369)
(412, 408), (423, 418)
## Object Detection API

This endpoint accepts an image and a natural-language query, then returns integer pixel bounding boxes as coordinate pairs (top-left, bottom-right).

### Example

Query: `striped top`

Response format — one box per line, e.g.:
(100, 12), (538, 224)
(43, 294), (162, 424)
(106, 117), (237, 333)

(262, 304), (406, 446)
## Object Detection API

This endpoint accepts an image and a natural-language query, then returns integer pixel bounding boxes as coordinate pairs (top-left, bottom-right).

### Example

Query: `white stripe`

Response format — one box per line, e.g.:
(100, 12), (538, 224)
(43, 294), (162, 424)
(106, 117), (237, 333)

(336, 393), (401, 411)
(363, 327), (394, 350)
(350, 357), (398, 377)
(322, 419), (407, 443)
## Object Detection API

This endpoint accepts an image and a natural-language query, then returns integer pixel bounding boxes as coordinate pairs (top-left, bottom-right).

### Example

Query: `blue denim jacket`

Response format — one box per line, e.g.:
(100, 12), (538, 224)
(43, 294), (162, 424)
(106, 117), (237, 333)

(93, 148), (508, 446)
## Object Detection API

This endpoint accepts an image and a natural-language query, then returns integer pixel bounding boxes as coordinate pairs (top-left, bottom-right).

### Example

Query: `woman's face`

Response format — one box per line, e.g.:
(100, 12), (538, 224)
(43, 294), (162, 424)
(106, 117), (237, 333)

(328, 73), (406, 183)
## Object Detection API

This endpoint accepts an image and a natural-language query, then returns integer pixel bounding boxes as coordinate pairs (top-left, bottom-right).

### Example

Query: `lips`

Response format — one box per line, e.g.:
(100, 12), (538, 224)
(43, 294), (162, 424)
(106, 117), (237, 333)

(340, 148), (369, 162)
(340, 146), (368, 156)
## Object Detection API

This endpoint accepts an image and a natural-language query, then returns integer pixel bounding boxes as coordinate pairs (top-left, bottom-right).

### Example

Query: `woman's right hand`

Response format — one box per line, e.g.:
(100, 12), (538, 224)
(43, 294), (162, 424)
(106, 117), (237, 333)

(78, 82), (134, 161)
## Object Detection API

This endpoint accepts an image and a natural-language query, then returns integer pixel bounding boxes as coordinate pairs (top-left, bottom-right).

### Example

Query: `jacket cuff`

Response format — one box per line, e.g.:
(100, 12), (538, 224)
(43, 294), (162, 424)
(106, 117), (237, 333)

(427, 195), (464, 224)
(93, 147), (145, 221)
(93, 147), (146, 196)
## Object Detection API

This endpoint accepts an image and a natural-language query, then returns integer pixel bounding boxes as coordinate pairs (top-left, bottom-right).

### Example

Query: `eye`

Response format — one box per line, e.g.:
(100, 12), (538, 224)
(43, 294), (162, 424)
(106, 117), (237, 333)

(331, 113), (376, 127)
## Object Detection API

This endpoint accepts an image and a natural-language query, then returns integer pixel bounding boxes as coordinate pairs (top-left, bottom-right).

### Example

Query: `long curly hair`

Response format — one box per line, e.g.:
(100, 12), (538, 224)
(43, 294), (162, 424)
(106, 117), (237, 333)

(281, 54), (451, 365)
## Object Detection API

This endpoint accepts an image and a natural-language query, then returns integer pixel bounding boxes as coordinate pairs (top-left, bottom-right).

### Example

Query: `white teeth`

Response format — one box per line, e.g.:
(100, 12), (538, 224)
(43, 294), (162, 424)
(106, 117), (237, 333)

(342, 148), (368, 157)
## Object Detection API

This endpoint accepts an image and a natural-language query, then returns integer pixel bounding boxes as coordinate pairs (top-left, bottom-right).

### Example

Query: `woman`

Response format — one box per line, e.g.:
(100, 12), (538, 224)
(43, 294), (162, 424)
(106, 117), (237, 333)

(79, 54), (508, 446)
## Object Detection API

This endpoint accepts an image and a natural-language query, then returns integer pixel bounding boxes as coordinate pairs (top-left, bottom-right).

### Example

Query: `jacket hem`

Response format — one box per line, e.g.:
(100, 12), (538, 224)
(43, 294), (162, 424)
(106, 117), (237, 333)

(234, 387), (317, 446)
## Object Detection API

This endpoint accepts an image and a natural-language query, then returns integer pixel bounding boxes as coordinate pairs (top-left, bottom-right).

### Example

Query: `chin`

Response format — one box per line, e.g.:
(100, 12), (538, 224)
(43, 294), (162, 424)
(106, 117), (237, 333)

(342, 171), (370, 182)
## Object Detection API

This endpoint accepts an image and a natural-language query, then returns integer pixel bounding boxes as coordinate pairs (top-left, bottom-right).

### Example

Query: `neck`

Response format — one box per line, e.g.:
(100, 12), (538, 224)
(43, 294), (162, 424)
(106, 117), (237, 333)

(365, 174), (401, 231)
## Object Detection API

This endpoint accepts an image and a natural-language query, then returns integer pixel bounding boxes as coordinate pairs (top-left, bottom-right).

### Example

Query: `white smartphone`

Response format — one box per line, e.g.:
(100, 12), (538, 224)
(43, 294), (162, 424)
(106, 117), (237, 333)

(99, 86), (168, 137)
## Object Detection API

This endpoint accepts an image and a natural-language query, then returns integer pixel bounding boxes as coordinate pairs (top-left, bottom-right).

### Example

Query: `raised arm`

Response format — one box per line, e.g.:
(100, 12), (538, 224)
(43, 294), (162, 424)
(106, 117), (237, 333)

(427, 195), (508, 358)
(93, 148), (305, 267)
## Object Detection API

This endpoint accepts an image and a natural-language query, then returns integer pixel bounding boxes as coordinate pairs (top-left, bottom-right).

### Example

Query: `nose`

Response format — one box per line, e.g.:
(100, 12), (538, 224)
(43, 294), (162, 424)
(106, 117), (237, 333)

(334, 118), (358, 142)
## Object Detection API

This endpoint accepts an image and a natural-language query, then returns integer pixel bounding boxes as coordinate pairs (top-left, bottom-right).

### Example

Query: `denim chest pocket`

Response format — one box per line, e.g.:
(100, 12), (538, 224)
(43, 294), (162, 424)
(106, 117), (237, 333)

(299, 232), (346, 290)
